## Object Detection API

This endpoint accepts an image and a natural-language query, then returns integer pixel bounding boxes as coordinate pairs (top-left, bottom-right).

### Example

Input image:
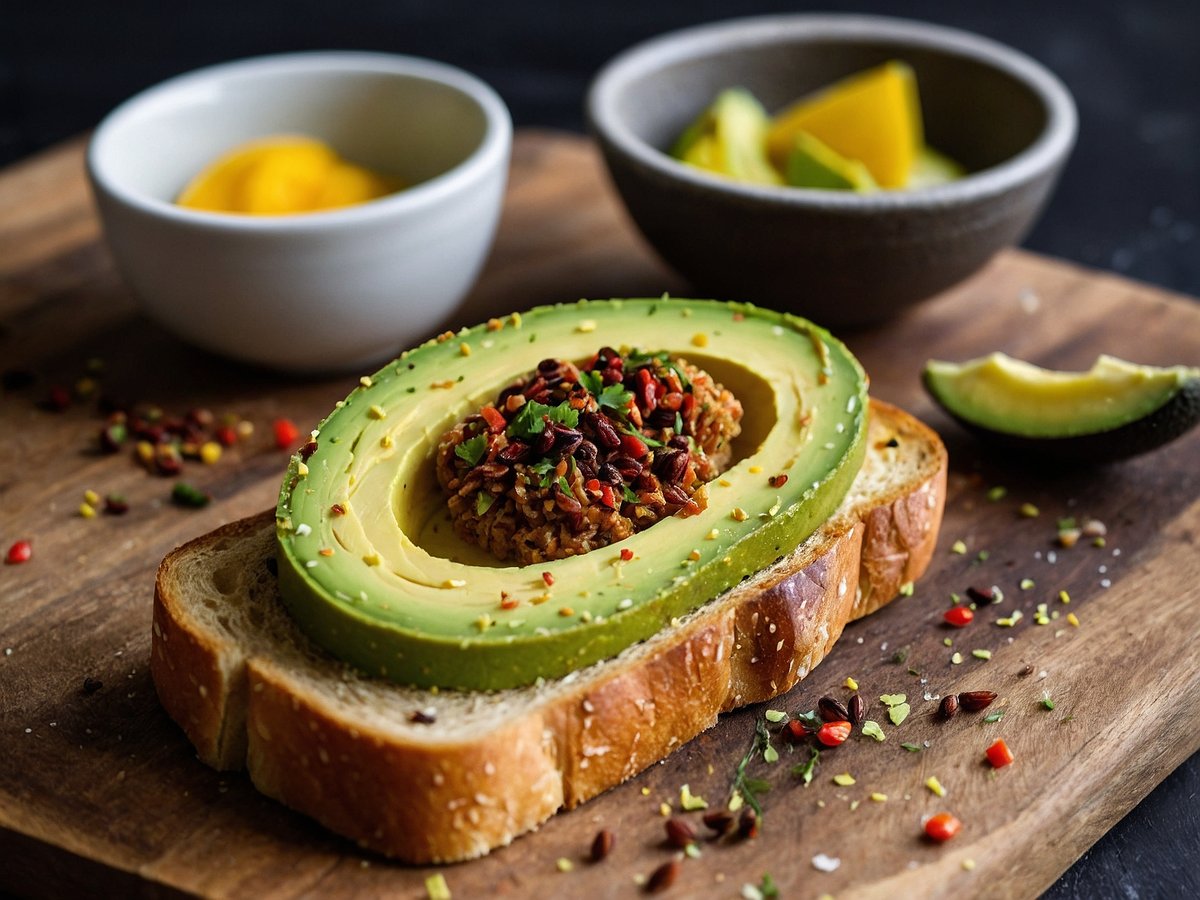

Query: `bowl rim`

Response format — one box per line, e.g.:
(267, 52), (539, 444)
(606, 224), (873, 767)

(587, 13), (1077, 210)
(87, 50), (512, 231)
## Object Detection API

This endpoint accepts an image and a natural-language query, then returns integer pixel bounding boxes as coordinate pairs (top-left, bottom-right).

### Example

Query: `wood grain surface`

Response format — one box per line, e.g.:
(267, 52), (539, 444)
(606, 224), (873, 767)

(1, 131), (1197, 899)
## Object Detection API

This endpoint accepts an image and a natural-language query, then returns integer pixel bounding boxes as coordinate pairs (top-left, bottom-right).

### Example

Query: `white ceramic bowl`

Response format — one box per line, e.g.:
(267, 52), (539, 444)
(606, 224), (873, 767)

(88, 52), (511, 373)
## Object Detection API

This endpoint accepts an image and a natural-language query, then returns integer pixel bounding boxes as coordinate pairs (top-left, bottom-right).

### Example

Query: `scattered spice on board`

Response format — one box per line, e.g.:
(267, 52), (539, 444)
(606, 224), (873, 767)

(924, 812), (962, 843)
(5, 540), (32, 565)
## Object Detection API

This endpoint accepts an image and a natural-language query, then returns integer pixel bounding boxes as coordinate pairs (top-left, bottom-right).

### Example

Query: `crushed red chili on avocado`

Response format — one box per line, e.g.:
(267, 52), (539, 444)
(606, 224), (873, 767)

(436, 348), (743, 564)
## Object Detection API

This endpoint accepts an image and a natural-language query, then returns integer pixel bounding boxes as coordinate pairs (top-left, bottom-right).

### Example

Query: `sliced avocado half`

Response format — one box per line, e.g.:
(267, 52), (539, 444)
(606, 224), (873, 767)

(923, 352), (1200, 462)
(276, 299), (867, 690)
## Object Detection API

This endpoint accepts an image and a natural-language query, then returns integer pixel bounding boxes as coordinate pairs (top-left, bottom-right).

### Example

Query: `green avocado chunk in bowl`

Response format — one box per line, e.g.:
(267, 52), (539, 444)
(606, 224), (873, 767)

(275, 299), (868, 690)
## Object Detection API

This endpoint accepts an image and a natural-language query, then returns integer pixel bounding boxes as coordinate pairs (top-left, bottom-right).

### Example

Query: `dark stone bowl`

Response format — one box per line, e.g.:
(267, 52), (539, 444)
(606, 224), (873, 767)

(587, 14), (1077, 327)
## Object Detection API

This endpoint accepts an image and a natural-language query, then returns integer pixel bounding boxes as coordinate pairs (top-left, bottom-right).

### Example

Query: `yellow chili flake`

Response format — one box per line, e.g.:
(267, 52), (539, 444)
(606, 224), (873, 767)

(576, 319), (597, 333)
(869, 792), (888, 803)
(706, 528), (720, 540)
(555, 858), (573, 873)
(730, 507), (749, 522)
(368, 404), (387, 420)
(473, 614), (494, 632)
(659, 802), (671, 817)
(925, 776), (946, 797)
(362, 553), (381, 567)
(135, 441), (155, 465)
(718, 478), (733, 487)
(83, 489), (100, 506)
(691, 332), (709, 347)
(509, 311), (523, 328)
(962, 858), (977, 872)
(1067, 612), (1080, 627)
(1019, 502), (1040, 518)
(951, 540), (967, 554)
(748, 465), (762, 474)
(680, 784), (708, 810)
(442, 578), (466, 588)
(296, 461), (310, 477)
(641, 787), (651, 796)
(380, 434), (394, 449)
(558, 606), (574, 617)
(833, 773), (856, 786)
(424, 872), (451, 900)
(200, 441), (222, 464)
(844, 676), (858, 690)
(688, 549), (701, 561)
(78, 502), (96, 519)
(1059, 589), (1071, 604)
(459, 343), (471, 356)
(359, 375), (373, 388)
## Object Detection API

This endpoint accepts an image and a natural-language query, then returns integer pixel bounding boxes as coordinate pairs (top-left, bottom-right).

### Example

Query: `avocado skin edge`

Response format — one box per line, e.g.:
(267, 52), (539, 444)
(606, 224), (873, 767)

(923, 371), (1200, 464)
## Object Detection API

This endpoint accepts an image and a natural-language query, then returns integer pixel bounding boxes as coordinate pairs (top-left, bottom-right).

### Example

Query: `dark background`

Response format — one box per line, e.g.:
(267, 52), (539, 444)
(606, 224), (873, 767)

(2, 1), (1197, 897)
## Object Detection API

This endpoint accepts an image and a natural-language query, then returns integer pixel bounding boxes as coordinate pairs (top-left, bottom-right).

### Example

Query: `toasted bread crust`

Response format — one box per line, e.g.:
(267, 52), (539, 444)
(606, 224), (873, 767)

(151, 400), (946, 862)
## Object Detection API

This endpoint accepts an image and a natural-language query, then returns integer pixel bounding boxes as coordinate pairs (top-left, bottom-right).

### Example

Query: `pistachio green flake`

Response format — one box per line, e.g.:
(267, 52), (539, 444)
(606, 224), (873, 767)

(684, 843), (702, 859)
(975, 550), (990, 563)
(1041, 697), (1056, 710)
(986, 486), (1007, 501)
(983, 710), (1004, 723)
(1020, 502), (1040, 518)
(1093, 537), (1107, 548)
(680, 784), (708, 810)
(861, 720), (886, 742)
(764, 709), (788, 723)
(943, 637), (953, 647)
(887, 702), (911, 726)
(899, 581), (915, 597)
(951, 540), (967, 555)
(879, 693), (907, 707)
(1020, 578), (1036, 590)
(901, 742), (923, 752)
(763, 742), (780, 764)
(951, 652), (964, 665)
(1057, 516), (1077, 531)
(972, 649), (992, 660)
(425, 873), (451, 900)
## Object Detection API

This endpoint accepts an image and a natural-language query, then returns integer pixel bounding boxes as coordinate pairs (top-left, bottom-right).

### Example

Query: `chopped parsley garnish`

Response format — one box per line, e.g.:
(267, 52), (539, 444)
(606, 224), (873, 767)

(507, 399), (578, 440)
(730, 718), (772, 817)
(528, 458), (556, 487)
(578, 369), (603, 396)
(455, 434), (488, 466)
(475, 492), (496, 515)
(901, 742), (923, 752)
(983, 710), (1005, 723)
(791, 746), (820, 785)
(596, 382), (633, 414)
(622, 484), (639, 503)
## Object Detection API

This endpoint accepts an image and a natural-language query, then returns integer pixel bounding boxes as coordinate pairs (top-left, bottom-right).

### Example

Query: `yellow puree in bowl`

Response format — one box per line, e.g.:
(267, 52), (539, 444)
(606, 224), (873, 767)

(176, 136), (403, 215)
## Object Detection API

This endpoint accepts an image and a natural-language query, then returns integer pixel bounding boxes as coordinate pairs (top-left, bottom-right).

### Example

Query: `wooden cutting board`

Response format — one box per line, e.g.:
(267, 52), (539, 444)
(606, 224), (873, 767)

(1, 131), (1197, 899)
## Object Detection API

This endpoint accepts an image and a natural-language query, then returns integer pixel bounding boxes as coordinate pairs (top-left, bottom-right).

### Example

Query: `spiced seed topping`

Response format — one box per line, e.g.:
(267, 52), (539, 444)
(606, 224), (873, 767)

(938, 694), (960, 720)
(818, 695), (851, 723)
(701, 810), (734, 835)
(958, 690), (998, 712)
(966, 585), (994, 604)
(665, 817), (696, 848)
(848, 693), (866, 727)
(590, 828), (615, 862)
(647, 859), (680, 892)
(738, 808), (759, 839)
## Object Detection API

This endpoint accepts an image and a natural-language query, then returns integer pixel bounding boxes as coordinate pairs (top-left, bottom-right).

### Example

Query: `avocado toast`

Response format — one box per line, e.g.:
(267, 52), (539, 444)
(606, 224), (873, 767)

(151, 300), (947, 862)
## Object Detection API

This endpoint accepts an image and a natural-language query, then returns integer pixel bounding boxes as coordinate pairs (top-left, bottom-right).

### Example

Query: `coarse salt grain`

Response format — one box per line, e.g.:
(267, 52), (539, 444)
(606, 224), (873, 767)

(812, 854), (841, 873)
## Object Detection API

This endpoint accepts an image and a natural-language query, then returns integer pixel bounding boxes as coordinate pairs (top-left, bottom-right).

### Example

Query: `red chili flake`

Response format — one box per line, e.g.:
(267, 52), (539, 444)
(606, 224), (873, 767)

(768, 474), (789, 488)
(500, 595), (520, 610)
(542, 571), (555, 587)
(480, 405), (506, 433)
(785, 719), (812, 741)
(586, 478), (601, 493)
(5, 540), (32, 564)
(330, 503), (346, 517)
(924, 812), (962, 843)
(599, 483), (616, 508)
(944, 606), (974, 628)
(619, 433), (648, 458)
(273, 418), (300, 450)
(619, 547), (634, 562)
(816, 720), (852, 747)
(214, 425), (238, 447)
(986, 738), (1014, 768)
(104, 494), (130, 515)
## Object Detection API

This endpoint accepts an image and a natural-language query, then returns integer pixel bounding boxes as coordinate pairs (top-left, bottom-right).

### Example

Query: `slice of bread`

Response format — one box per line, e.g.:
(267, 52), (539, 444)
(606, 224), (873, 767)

(151, 399), (946, 863)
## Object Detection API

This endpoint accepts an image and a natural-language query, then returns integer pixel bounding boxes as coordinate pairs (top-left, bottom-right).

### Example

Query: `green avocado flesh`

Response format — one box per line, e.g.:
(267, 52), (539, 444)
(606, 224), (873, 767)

(924, 353), (1200, 456)
(276, 299), (868, 690)
(671, 89), (782, 186)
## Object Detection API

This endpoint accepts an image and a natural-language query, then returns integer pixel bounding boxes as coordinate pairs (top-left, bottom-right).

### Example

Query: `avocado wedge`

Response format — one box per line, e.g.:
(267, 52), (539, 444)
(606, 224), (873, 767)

(276, 299), (868, 690)
(923, 353), (1200, 462)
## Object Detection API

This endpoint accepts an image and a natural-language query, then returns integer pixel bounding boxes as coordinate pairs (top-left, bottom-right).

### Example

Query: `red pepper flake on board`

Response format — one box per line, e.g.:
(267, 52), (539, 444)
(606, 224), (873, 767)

(816, 720), (852, 747)
(986, 738), (1014, 768)
(273, 418), (300, 450)
(541, 571), (555, 587)
(944, 606), (974, 628)
(924, 812), (962, 843)
(5, 540), (32, 564)
(768, 473), (789, 488)
(620, 547), (634, 561)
